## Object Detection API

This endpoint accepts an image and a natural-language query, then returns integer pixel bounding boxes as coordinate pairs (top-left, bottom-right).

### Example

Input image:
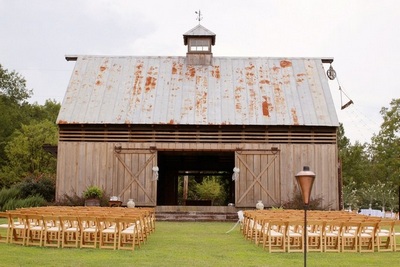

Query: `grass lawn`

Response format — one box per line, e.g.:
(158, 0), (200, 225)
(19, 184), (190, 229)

(0, 220), (399, 267)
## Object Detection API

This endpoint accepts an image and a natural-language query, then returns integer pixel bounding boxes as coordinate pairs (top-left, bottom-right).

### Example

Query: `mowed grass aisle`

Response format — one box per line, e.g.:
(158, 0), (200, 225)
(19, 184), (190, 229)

(1, 221), (399, 267)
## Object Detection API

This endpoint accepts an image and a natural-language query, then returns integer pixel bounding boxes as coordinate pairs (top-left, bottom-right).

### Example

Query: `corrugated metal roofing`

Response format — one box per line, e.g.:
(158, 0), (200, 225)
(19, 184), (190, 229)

(57, 56), (339, 127)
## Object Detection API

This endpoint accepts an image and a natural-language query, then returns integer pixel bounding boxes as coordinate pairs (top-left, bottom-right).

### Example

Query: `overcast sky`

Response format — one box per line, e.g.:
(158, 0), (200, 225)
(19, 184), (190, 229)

(1, 0), (399, 144)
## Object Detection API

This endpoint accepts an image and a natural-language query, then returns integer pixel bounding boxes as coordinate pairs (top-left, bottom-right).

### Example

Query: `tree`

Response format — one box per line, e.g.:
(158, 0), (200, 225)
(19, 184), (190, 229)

(0, 65), (33, 168)
(374, 180), (397, 213)
(24, 99), (61, 123)
(338, 123), (372, 186)
(0, 64), (32, 103)
(195, 176), (224, 205)
(0, 120), (58, 187)
(370, 98), (400, 186)
(342, 178), (360, 210)
(0, 65), (61, 184)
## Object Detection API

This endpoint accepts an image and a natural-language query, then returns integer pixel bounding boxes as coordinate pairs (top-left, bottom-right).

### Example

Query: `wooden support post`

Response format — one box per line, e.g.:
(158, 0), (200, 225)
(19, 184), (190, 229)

(183, 175), (189, 204)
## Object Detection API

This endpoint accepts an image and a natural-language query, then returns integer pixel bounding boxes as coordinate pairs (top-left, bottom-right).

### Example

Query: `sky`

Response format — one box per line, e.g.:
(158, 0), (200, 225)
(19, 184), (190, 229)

(1, 0), (399, 144)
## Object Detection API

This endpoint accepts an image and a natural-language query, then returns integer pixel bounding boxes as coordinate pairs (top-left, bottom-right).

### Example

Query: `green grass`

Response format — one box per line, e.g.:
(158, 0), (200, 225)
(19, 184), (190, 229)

(0, 221), (399, 267)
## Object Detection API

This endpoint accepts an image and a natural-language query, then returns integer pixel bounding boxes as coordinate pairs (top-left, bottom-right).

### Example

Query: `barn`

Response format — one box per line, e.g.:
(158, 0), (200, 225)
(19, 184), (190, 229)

(56, 24), (340, 210)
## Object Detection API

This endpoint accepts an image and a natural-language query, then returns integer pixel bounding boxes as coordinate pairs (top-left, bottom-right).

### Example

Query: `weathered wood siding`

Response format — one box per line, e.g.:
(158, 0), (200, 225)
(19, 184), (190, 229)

(56, 142), (157, 206)
(56, 142), (338, 209)
(235, 150), (281, 207)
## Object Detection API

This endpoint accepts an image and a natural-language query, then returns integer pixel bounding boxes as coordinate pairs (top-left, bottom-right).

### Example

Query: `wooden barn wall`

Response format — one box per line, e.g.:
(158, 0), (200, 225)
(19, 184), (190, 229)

(277, 143), (338, 210)
(56, 142), (157, 206)
(56, 142), (338, 209)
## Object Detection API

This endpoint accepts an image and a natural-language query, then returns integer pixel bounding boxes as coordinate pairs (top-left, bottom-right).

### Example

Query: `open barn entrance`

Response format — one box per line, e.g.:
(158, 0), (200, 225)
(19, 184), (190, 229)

(157, 151), (235, 206)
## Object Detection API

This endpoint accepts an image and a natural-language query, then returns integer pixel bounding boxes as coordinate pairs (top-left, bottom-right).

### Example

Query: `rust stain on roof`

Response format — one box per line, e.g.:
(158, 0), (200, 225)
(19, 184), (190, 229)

(280, 60), (292, 68)
(186, 66), (196, 78)
(145, 77), (157, 92)
(260, 79), (270, 85)
(273, 84), (285, 106)
(145, 66), (158, 92)
(172, 62), (183, 75)
(296, 73), (306, 83)
(272, 66), (280, 72)
(211, 66), (220, 79)
(262, 96), (272, 117)
(133, 62), (143, 97)
(58, 56), (338, 127)
(245, 64), (255, 86)
(291, 108), (299, 125)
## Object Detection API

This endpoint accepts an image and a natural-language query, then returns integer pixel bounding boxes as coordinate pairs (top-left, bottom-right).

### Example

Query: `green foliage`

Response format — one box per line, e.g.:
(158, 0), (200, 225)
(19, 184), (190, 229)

(24, 99), (61, 123)
(340, 98), (400, 211)
(0, 65), (60, 187)
(2, 194), (47, 211)
(178, 175), (229, 206)
(195, 177), (223, 205)
(17, 175), (55, 202)
(342, 178), (360, 210)
(0, 64), (32, 103)
(0, 120), (58, 187)
(0, 186), (21, 210)
(82, 186), (104, 199)
(370, 98), (400, 187)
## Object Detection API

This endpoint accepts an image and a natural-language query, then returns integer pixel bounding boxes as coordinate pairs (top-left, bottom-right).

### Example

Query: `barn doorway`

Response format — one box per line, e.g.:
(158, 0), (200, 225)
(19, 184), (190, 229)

(157, 151), (235, 206)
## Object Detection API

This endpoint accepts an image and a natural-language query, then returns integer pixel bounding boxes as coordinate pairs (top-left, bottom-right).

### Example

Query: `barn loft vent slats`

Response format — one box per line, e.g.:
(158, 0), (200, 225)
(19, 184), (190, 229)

(59, 125), (336, 144)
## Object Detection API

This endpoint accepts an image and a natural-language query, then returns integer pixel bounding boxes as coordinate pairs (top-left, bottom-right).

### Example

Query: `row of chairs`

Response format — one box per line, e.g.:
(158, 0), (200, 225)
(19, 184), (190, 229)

(241, 209), (400, 253)
(0, 206), (156, 251)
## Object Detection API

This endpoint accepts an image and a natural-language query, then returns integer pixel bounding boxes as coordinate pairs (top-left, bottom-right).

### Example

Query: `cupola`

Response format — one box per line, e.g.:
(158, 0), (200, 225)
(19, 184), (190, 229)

(183, 24), (216, 65)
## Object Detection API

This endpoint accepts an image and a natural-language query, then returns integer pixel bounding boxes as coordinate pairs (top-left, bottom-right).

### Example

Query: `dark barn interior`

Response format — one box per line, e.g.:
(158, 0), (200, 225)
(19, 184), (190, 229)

(157, 151), (235, 206)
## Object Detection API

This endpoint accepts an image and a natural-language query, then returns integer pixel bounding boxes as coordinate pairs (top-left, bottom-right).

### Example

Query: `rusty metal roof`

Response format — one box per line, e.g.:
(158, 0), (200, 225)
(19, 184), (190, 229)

(57, 56), (339, 127)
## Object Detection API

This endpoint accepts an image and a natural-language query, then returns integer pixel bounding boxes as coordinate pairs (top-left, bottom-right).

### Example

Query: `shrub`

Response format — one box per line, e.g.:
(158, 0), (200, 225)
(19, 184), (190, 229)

(281, 190), (327, 210)
(18, 174), (55, 202)
(0, 186), (21, 211)
(54, 191), (85, 206)
(82, 186), (104, 199)
(2, 194), (47, 210)
(54, 188), (110, 207)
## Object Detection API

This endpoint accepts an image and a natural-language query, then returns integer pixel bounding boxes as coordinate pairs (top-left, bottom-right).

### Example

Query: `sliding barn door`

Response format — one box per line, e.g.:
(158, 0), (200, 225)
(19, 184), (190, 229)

(235, 150), (280, 208)
(114, 149), (157, 206)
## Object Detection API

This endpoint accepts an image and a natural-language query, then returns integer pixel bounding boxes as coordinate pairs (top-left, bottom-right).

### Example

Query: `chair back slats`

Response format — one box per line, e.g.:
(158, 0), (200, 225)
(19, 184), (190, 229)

(240, 209), (399, 253)
(2, 206), (154, 251)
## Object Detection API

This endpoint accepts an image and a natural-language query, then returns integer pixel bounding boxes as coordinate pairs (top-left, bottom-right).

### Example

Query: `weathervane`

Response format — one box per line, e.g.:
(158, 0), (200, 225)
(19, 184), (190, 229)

(195, 10), (203, 24)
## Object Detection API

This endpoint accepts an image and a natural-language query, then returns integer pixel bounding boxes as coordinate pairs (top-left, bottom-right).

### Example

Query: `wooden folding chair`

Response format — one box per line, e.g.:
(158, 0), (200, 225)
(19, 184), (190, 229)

(393, 220), (400, 252)
(306, 220), (324, 252)
(0, 212), (10, 243)
(264, 220), (287, 253)
(376, 220), (394, 252)
(9, 213), (28, 246)
(79, 216), (99, 249)
(117, 217), (139, 251)
(286, 219), (303, 253)
(60, 216), (80, 248)
(340, 221), (359, 252)
(358, 221), (378, 252)
(43, 215), (62, 248)
(323, 220), (342, 252)
(98, 217), (118, 250)
(26, 214), (45, 247)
